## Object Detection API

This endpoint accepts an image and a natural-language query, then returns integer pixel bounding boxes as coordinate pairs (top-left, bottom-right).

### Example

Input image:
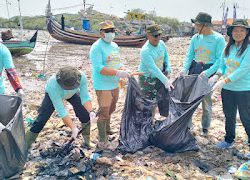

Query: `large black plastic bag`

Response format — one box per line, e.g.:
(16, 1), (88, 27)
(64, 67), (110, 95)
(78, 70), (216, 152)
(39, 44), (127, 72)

(118, 75), (211, 153)
(156, 81), (170, 117)
(0, 95), (27, 178)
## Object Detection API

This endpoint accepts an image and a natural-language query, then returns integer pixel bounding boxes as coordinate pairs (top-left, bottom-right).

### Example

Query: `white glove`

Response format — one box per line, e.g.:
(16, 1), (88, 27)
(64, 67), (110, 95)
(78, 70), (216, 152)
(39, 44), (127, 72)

(212, 80), (225, 91)
(116, 70), (130, 78)
(199, 71), (207, 79)
(17, 89), (25, 98)
(208, 75), (219, 86)
(71, 127), (79, 140)
(89, 111), (98, 123)
(0, 122), (5, 133)
(180, 69), (188, 76)
(165, 81), (174, 91)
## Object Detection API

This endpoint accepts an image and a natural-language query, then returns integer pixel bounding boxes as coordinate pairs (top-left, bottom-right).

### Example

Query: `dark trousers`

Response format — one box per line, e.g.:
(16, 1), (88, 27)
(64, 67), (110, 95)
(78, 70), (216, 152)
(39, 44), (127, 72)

(221, 89), (250, 143)
(30, 93), (90, 133)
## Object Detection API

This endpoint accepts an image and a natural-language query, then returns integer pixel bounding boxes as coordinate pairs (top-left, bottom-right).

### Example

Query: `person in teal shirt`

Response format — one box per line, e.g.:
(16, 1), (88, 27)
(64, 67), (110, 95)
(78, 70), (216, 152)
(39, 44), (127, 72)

(180, 12), (226, 136)
(89, 20), (129, 150)
(138, 24), (172, 101)
(212, 19), (250, 151)
(25, 66), (97, 150)
(0, 43), (24, 97)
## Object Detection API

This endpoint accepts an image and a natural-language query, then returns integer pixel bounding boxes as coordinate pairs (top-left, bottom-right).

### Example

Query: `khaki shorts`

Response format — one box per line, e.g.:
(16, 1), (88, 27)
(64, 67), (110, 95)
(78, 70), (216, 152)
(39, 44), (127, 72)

(96, 88), (119, 120)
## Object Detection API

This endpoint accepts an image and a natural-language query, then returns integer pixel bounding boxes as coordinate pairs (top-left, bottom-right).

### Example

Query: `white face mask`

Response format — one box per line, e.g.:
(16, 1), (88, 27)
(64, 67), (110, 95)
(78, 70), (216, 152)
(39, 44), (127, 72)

(103, 32), (115, 43)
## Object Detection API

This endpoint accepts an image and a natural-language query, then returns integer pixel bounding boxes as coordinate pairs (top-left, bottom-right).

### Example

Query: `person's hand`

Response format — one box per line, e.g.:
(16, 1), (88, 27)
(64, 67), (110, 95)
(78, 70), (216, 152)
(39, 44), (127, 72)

(17, 89), (25, 98)
(165, 81), (174, 91)
(208, 75), (219, 86)
(180, 69), (188, 76)
(71, 127), (79, 140)
(116, 70), (130, 78)
(199, 71), (207, 79)
(89, 111), (98, 123)
(212, 80), (225, 91)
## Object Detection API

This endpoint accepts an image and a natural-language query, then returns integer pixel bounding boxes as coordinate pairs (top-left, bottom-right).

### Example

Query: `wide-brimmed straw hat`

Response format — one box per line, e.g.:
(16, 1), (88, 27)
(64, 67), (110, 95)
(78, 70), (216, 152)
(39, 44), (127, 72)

(227, 19), (250, 37)
(56, 66), (81, 90)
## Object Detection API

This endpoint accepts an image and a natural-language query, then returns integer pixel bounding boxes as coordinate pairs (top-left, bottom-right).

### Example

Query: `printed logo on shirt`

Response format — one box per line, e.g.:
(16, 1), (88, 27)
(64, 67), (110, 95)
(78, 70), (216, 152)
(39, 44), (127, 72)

(106, 51), (122, 69)
(225, 59), (240, 75)
(155, 56), (164, 69)
(195, 46), (211, 63)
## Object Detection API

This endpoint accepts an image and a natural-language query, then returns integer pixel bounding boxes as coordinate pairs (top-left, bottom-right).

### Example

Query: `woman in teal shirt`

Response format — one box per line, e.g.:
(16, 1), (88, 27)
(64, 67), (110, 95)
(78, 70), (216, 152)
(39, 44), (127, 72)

(212, 19), (250, 150)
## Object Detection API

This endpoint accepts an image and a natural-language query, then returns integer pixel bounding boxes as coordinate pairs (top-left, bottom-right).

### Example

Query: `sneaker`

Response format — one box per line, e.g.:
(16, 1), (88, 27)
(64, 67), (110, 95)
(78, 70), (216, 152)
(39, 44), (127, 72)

(216, 141), (234, 149)
(200, 129), (208, 137)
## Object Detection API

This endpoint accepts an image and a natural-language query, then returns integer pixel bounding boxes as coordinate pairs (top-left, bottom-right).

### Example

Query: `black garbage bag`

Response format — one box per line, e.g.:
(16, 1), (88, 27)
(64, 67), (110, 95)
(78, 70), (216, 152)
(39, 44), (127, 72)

(118, 75), (211, 153)
(156, 82), (170, 117)
(0, 95), (27, 179)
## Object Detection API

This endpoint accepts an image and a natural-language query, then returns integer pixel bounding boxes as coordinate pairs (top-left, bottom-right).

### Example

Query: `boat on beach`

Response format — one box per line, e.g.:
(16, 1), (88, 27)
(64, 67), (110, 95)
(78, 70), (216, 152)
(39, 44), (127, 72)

(45, 0), (170, 48)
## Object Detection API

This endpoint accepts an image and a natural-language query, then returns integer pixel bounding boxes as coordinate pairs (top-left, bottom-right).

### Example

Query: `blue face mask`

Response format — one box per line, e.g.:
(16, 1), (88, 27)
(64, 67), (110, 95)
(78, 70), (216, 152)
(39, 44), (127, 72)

(103, 32), (115, 43)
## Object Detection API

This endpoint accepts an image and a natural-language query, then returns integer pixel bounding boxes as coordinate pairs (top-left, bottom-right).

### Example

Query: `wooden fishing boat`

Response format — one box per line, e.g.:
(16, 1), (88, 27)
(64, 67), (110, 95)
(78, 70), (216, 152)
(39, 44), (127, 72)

(2, 30), (38, 56)
(46, 16), (147, 48)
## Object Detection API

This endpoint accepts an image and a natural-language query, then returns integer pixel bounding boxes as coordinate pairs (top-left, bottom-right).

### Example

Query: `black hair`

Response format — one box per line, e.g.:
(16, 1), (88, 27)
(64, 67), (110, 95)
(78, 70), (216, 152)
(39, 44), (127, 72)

(225, 29), (249, 57)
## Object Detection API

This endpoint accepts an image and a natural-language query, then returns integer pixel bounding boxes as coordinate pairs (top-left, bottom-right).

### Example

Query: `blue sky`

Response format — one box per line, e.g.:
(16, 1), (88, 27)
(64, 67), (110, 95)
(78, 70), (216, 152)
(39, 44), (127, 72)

(0, 0), (249, 21)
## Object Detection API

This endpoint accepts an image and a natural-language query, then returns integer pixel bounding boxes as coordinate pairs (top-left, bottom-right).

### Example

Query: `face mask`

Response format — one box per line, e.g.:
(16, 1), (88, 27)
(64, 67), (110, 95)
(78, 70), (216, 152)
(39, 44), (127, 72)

(103, 32), (115, 43)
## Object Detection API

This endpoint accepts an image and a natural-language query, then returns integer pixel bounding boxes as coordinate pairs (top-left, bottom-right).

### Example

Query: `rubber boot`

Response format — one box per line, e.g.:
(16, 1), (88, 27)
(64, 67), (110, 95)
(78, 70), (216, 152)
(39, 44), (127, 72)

(25, 130), (39, 151)
(97, 120), (107, 142)
(81, 122), (95, 148)
(106, 119), (116, 135)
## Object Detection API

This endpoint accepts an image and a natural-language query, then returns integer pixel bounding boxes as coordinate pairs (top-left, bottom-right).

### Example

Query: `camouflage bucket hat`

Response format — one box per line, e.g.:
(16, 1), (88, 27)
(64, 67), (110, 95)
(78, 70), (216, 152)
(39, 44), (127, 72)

(191, 12), (212, 26)
(146, 24), (162, 35)
(56, 66), (81, 90)
(227, 19), (250, 37)
(99, 20), (115, 30)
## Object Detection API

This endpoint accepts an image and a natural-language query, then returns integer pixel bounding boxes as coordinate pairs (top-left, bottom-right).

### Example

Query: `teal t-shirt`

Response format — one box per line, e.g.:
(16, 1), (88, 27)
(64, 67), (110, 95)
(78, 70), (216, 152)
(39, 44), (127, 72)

(89, 39), (123, 90)
(183, 31), (226, 77)
(0, 43), (14, 94)
(217, 45), (250, 91)
(138, 40), (171, 84)
(45, 73), (91, 118)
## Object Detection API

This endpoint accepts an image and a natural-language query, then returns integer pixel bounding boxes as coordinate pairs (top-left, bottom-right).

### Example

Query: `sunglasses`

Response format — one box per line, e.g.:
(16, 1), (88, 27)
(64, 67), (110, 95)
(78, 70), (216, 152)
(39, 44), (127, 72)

(104, 29), (116, 33)
(152, 34), (161, 38)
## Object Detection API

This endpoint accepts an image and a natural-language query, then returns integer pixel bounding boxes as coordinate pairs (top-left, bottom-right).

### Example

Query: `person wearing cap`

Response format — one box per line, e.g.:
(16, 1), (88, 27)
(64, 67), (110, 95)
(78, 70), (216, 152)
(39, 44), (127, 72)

(0, 43), (24, 97)
(180, 12), (226, 136)
(211, 19), (250, 150)
(89, 20), (129, 149)
(138, 24), (172, 101)
(25, 66), (97, 150)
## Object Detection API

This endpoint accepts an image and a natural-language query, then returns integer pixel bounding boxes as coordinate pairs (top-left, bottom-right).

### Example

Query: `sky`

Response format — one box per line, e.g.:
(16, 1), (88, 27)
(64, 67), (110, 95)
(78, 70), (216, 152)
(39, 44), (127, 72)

(0, 0), (249, 22)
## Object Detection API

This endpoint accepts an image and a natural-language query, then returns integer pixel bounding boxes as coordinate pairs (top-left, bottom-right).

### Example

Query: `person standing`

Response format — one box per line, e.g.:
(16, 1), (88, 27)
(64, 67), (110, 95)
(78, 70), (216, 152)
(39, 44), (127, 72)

(212, 19), (250, 150)
(25, 66), (97, 150)
(89, 20), (129, 149)
(180, 12), (226, 136)
(0, 43), (24, 97)
(138, 24), (172, 101)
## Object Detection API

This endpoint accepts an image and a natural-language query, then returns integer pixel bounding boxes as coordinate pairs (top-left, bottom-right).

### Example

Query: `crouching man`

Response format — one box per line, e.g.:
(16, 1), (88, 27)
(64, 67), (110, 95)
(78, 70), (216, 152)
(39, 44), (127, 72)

(25, 66), (97, 150)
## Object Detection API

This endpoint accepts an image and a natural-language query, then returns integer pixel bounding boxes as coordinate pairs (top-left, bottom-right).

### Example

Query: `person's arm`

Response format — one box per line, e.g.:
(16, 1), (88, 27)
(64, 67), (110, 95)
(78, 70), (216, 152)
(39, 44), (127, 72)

(183, 36), (195, 72)
(204, 37), (226, 77)
(141, 51), (168, 84)
(2, 44), (23, 92)
(62, 115), (76, 129)
(79, 73), (93, 110)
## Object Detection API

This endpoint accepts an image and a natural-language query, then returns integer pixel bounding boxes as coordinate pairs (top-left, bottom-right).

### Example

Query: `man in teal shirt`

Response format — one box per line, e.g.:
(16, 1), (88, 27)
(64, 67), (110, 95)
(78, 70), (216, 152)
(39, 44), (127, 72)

(181, 12), (226, 136)
(25, 66), (97, 150)
(89, 20), (129, 150)
(138, 24), (172, 100)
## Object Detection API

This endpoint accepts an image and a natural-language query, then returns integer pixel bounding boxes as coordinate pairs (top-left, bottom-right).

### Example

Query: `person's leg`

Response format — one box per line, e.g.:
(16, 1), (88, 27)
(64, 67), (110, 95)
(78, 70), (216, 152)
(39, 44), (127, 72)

(67, 93), (94, 147)
(222, 89), (237, 144)
(96, 90), (113, 149)
(106, 88), (119, 135)
(201, 93), (212, 135)
(236, 91), (250, 144)
(27, 93), (55, 150)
